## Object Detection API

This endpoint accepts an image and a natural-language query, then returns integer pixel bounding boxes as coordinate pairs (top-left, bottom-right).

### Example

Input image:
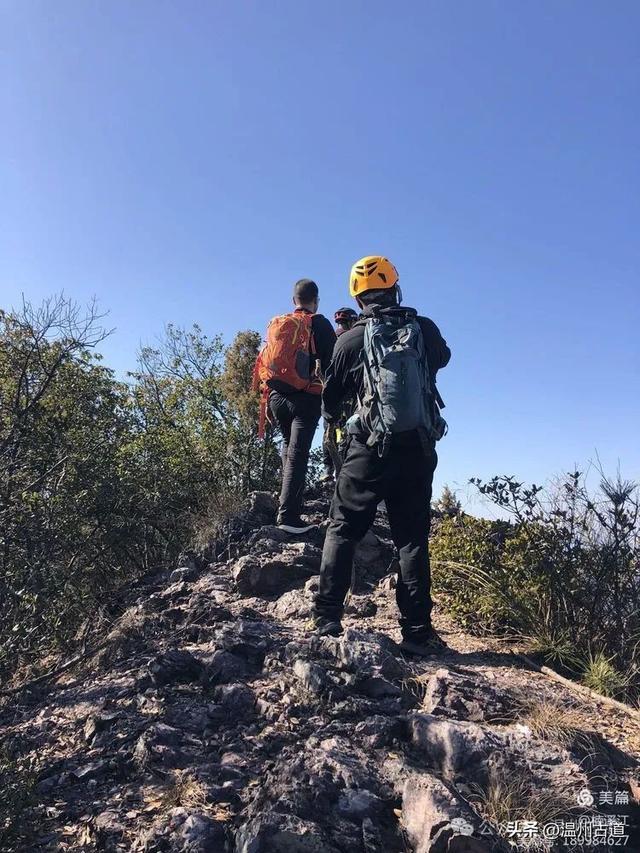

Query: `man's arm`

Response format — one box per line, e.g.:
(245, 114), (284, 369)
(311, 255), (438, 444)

(420, 317), (451, 376)
(313, 315), (337, 375)
(321, 337), (349, 422)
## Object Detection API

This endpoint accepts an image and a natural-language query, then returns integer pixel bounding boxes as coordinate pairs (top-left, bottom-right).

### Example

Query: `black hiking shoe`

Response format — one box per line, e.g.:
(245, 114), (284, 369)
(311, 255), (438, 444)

(400, 628), (448, 657)
(277, 517), (317, 535)
(308, 615), (343, 637)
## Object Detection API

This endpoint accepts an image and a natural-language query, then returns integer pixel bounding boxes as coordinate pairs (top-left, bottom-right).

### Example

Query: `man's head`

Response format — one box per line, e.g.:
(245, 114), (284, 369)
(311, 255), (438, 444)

(348, 256), (401, 310)
(334, 307), (358, 333)
(355, 287), (399, 310)
(293, 278), (319, 312)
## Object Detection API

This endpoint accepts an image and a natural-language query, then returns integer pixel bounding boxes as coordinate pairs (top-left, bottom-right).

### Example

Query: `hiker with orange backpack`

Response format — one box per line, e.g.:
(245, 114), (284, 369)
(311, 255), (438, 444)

(253, 279), (336, 534)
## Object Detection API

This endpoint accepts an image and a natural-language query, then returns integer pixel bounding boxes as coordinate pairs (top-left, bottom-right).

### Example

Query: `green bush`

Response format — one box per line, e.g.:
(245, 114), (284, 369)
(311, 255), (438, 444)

(431, 514), (508, 631)
(431, 472), (640, 697)
(0, 297), (279, 681)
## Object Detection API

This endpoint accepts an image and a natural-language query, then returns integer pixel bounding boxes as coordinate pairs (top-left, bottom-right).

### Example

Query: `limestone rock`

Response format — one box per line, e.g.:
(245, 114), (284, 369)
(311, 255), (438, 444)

(422, 667), (513, 723)
(179, 813), (227, 851)
(149, 649), (204, 686)
(407, 714), (502, 784)
(236, 814), (341, 853)
(202, 650), (248, 687)
(323, 628), (406, 681)
(213, 682), (256, 717)
(232, 553), (316, 596)
(293, 659), (328, 696)
(345, 596), (377, 617)
(272, 589), (310, 620)
(401, 774), (495, 853)
(170, 565), (198, 584)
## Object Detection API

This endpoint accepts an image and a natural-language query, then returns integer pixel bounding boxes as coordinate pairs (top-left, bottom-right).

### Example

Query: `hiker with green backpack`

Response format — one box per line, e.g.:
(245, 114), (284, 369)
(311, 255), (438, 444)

(311, 256), (451, 655)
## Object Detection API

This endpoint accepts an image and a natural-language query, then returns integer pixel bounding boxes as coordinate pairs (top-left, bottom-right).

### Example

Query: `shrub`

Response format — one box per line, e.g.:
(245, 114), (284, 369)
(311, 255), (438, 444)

(431, 471), (640, 697)
(431, 514), (509, 631)
(0, 297), (279, 680)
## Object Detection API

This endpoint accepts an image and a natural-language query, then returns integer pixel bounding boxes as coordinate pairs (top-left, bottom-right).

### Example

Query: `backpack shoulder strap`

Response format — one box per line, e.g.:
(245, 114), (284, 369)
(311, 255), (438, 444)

(296, 311), (317, 353)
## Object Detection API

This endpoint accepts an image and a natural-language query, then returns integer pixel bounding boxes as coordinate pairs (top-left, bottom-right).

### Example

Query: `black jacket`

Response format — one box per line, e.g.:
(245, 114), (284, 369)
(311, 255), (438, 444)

(305, 309), (337, 376)
(322, 304), (451, 423)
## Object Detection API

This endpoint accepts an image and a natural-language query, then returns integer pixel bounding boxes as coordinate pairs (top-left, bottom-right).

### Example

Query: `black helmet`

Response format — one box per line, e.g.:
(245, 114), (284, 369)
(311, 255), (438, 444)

(334, 307), (358, 325)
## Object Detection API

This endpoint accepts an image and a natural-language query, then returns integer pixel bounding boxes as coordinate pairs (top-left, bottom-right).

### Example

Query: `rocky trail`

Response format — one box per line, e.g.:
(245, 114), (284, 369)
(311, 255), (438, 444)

(1, 488), (639, 852)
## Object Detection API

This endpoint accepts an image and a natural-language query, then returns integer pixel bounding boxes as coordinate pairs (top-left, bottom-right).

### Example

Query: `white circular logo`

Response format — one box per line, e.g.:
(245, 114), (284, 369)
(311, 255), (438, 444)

(576, 788), (594, 807)
(450, 818), (475, 836)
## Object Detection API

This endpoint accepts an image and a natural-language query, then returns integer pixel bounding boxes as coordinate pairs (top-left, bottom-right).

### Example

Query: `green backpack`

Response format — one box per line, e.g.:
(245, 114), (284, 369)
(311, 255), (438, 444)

(351, 308), (447, 455)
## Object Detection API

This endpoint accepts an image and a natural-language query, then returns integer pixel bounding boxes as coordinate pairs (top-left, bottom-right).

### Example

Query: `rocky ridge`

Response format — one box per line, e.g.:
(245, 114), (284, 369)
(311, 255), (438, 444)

(1, 489), (639, 852)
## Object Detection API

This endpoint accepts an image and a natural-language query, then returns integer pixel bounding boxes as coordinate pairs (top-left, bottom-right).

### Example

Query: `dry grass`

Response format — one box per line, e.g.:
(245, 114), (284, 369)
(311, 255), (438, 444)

(160, 771), (209, 810)
(400, 673), (430, 705)
(581, 651), (632, 699)
(469, 771), (574, 850)
(157, 772), (234, 822)
(0, 745), (38, 850)
(190, 490), (246, 554)
(518, 696), (595, 752)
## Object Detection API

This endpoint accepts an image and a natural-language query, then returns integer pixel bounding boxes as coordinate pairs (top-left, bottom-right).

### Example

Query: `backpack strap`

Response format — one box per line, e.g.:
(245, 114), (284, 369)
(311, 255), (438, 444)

(306, 313), (317, 356)
(360, 317), (391, 455)
(257, 386), (268, 439)
(304, 312), (323, 392)
(251, 350), (263, 393)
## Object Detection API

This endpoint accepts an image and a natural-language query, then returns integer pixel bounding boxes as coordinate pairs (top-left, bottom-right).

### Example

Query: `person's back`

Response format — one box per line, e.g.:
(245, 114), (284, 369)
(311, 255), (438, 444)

(313, 256), (451, 656)
(319, 307), (360, 483)
(323, 305), (449, 447)
(257, 278), (336, 534)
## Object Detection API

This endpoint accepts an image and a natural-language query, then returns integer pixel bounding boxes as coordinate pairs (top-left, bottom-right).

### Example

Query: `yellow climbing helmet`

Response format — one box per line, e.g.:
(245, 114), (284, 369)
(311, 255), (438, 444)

(349, 256), (399, 297)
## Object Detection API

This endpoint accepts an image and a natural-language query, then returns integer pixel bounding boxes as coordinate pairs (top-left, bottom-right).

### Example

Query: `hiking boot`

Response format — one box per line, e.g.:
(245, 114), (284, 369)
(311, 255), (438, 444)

(399, 628), (448, 657)
(307, 615), (343, 637)
(277, 517), (317, 535)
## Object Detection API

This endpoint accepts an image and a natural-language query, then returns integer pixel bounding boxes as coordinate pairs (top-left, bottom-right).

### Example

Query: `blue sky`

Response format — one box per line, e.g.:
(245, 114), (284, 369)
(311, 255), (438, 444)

(2, 0), (639, 511)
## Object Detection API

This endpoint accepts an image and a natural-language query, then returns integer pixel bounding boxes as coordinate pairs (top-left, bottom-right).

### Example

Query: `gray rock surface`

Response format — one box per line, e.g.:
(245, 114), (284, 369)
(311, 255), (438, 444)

(422, 667), (513, 723)
(401, 774), (493, 853)
(149, 649), (204, 686)
(232, 552), (316, 596)
(1, 490), (628, 853)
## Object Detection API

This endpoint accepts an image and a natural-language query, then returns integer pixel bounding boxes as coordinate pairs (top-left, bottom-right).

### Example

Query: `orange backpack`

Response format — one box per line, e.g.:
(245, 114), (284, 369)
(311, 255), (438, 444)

(252, 312), (322, 437)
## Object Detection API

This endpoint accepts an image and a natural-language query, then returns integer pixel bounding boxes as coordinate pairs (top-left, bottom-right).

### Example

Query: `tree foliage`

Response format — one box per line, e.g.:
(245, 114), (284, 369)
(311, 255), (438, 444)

(432, 471), (640, 697)
(433, 484), (463, 517)
(0, 298), (279, 680)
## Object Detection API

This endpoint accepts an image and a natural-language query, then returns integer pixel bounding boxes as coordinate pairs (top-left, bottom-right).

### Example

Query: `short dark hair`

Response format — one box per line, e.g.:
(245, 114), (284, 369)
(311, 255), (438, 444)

(357, 286), (398, 307)
(293, 278), (318, 304)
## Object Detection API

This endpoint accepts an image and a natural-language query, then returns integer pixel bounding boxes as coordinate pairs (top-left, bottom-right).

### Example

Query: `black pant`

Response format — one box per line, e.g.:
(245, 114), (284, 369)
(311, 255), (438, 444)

(269, 390), (321, 523)
(314, 434), (437, 639)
